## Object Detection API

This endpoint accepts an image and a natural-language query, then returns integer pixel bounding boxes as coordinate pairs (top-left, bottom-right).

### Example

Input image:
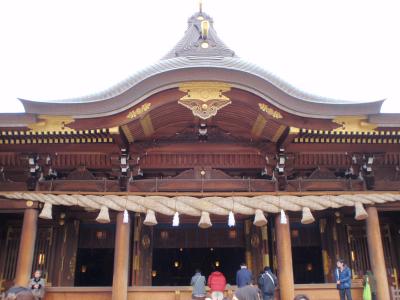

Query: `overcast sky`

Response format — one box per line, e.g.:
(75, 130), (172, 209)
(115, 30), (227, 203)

(0, 0), (399, 113)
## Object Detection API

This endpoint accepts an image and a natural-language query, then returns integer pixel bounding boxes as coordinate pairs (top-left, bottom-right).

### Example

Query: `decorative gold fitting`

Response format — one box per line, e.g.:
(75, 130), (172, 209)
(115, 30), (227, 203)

(178, 82), (231, 120)
(332, 116), (377, 134)
(28, 115), (75, 133)
(201, 20), (210, 40)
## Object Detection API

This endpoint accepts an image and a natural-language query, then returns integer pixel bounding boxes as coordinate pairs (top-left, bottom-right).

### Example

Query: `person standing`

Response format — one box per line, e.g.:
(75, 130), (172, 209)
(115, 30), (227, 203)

(29, 270), (45, 300)
(236, 263), (252, 288)
(363, 270), (377, 300)
(257, 267), (278, 300)
(208, 268), (227, 300)
(191, 269), (207, 300)
(233, 277), (261, 300)
(334, 259), (353, 300)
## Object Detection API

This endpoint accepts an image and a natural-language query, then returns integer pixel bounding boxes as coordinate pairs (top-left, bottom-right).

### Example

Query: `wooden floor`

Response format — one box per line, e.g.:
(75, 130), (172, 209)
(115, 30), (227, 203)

(44, 284), (363, 300)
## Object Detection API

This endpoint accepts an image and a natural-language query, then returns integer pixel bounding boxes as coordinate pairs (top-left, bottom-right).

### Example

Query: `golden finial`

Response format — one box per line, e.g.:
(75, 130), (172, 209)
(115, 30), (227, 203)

(199, 0), (203, 13)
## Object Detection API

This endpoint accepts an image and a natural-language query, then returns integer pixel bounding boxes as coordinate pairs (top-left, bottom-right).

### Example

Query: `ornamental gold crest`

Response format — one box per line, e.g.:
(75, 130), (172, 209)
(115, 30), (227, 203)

(178, 82), (231, 120)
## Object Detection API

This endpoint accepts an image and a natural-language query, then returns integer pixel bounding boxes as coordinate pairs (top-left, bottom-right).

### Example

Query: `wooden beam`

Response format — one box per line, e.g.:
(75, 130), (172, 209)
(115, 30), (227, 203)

(109, 126), (129, 149)
(140, 114), (154, 138)
(271, 125), (287, 143)
(1, 190), (399, 197)
(0, 199), (39, 209)
(278, 126), (299, 149)
(121, 124), (134, 143)
(251, 114), (267, 138)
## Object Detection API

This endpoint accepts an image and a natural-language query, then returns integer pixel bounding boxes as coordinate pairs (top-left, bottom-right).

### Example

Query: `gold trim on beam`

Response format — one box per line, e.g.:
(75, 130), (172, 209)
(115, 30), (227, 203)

(251, 114), (267, 138)
(289, 127), (300, 134)
(178, 81), (232, 120)
(27, 115), (75, 133)
(108, 126), (119, 134)
(332, 116), (377, 134)
(140, 114), (154, 137)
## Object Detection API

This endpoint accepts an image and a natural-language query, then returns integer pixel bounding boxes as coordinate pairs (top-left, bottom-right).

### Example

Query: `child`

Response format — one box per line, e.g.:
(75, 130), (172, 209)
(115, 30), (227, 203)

(29, 270), (45, 300)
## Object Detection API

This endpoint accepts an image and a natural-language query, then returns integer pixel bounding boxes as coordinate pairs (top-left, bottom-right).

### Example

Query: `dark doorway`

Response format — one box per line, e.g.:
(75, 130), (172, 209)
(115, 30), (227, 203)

(74, 248), (114, 286)
(74, 223), (116, 286)
(292, 246), (324, 284)
(290, 222), (325, 284)
(152, 247), (245, 286)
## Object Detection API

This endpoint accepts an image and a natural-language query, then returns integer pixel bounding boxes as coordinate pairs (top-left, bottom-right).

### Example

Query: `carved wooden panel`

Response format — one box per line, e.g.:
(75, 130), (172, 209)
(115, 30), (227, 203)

(77, 223), (116, 249)
(141, 153), (264, 169)
(0, 227), (20, 282)
(346, 224), (398, 279)
(153, 224), (244, 249)
(32, 227), (54, 282)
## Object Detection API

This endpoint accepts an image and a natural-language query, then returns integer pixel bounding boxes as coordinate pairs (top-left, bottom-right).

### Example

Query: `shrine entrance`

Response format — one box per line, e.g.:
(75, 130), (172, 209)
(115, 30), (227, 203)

(152, 247), (245, 286)
(290, 222), (325, 284)
(152, 223), (246, 286)
(74, 223), (116, 287)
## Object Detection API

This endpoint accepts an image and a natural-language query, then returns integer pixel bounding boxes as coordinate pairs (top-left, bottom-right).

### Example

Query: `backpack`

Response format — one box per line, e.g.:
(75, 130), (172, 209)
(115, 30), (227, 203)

(258, 272), (276, 294)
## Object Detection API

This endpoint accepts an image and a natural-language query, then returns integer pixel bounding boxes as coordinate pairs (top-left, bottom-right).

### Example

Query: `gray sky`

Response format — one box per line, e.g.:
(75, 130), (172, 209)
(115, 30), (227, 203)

(0, 0), (399, 113)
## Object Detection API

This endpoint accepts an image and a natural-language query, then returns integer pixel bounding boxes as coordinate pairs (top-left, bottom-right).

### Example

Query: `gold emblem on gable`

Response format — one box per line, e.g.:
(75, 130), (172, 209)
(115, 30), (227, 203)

(258, 103), (283, 119)
(127, 103), (151, 119)
(178, 82), (231, 120)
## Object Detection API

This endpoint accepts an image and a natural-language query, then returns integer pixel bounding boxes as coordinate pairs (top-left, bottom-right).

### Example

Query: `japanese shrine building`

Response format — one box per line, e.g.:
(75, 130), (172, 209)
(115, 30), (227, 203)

(0, 7), (400, 300)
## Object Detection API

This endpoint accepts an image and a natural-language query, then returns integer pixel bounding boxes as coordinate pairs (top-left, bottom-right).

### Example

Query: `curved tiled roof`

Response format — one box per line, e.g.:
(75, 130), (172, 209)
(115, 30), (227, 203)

(19, 11), (384, 117)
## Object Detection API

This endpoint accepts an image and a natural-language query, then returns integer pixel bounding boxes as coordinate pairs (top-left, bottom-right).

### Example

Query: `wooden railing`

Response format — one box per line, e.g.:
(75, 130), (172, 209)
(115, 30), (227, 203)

(43, 284), (364, 300)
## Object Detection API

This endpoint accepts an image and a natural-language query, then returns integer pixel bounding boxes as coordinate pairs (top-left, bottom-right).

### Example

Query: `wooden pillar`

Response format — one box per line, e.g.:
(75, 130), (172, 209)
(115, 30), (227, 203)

(260, 225), (269, 269)
(15, 208), (38, 286)
(275, 213), (294, 300)
(55, 219), (80, 286)
(366, 206), (390, 300)
(112, 212), (131, 300)
(244, 220), (253, 271)
(132, 214), (153, 286)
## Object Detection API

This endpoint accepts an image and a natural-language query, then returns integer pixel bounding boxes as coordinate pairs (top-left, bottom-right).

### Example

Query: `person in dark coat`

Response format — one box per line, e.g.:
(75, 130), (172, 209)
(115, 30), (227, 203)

(257, 267), (278, 300)
(236, 263), (252, 288)
(334, 259), (353, 300)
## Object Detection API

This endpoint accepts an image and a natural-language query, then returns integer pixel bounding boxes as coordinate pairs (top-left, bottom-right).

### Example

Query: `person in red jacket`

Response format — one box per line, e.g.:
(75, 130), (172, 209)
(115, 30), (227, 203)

(207, 268), (227, 300)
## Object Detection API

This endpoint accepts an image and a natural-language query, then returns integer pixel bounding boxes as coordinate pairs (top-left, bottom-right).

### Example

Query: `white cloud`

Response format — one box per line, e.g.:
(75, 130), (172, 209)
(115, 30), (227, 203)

(0, 0), (399, 113)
